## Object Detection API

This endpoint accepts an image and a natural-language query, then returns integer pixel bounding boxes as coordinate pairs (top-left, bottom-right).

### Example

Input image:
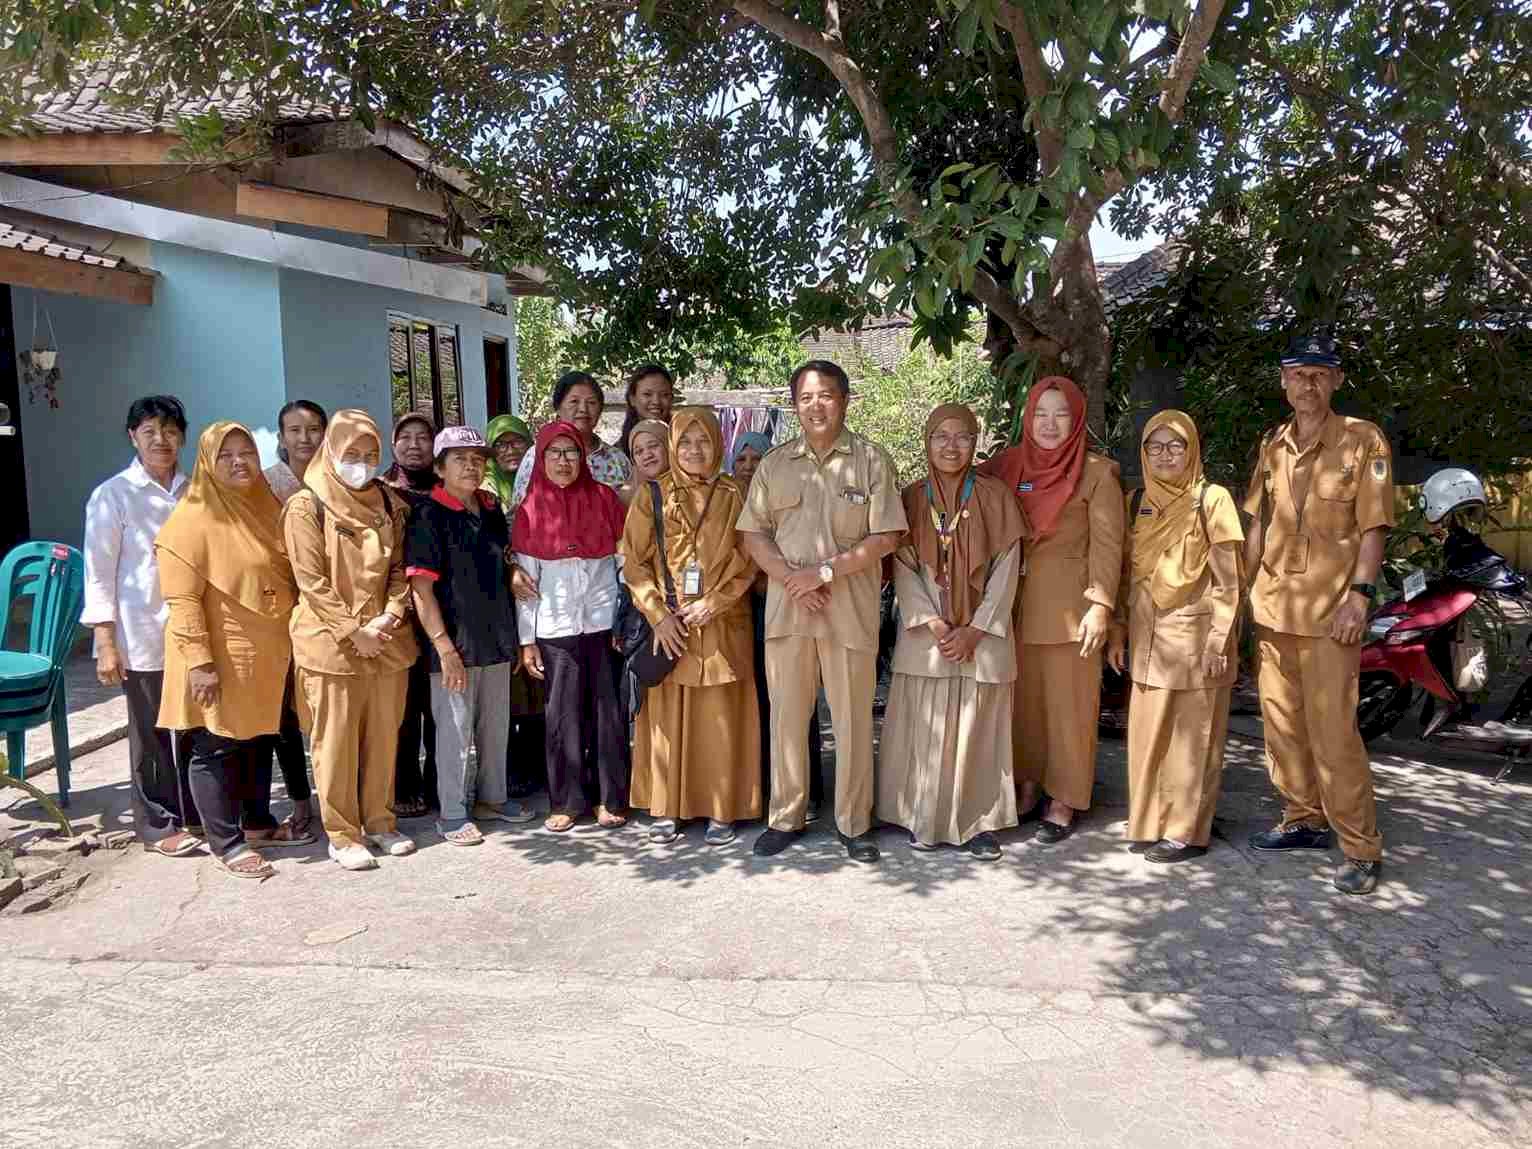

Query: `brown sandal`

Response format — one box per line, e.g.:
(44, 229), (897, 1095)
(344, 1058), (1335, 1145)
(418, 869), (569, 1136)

(245, 819), (315, 848)
(544, 814), (576, 833)
(147, 831), (201, 857)
(216, 849), (274, 880)
(595, 806), (627, 829)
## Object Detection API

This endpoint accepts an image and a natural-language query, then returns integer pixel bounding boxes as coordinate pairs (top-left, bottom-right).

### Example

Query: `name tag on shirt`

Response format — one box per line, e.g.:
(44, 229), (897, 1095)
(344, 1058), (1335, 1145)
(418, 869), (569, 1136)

(1017, 481), (1033, 493)
(841, 487), (868, 505)
(1138, 506), (1154, 517)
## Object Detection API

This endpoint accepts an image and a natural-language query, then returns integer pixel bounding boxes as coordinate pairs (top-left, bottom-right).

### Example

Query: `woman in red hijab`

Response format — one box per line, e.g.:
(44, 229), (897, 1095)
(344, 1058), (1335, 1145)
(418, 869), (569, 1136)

(980, 376), (1125, 844)
(512, 420), (630, 832)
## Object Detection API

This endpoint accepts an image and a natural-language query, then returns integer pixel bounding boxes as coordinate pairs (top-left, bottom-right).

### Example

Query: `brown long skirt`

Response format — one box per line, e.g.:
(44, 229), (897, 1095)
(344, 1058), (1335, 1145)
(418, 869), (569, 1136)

(1016, 642), (1103, 811)
(632, 676), (762, 823)
(877, 673), (1017, 845)
(1126, 681), (1231, 846)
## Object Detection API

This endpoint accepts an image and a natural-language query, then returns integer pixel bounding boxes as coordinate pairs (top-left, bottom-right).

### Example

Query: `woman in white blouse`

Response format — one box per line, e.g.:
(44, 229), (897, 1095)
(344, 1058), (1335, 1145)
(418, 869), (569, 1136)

(511, 421), (631, 833)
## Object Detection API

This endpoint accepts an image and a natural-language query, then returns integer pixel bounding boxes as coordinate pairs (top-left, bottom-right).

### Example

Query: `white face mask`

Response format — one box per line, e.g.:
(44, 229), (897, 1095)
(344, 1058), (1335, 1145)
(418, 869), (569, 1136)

(336, 461), (375, 490)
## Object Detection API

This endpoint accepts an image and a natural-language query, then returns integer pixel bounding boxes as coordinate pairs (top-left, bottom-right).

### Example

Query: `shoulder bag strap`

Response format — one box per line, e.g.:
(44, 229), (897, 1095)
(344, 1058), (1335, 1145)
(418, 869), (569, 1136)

(650, 480), (679, 611)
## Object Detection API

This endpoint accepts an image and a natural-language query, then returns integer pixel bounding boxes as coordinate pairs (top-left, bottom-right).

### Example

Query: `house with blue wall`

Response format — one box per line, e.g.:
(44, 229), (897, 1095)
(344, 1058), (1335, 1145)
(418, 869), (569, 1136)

(0, 74), (544, 551)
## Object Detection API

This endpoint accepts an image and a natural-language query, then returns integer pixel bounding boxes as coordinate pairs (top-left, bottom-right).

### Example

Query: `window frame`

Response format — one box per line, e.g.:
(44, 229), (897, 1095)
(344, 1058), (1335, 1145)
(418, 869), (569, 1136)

(388, 310), (463, 430)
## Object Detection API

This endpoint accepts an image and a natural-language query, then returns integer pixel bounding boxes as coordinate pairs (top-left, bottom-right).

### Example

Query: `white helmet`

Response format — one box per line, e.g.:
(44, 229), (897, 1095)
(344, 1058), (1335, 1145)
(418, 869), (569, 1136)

(1421, 467), (1487, 524)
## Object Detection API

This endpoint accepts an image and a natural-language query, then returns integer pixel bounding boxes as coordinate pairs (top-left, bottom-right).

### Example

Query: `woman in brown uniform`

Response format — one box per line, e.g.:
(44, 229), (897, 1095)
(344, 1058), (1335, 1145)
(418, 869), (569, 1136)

(981, 376), (1124, 843)
(621, 406), (761, 845)
(157, 422), (297, 879)
(1107, 411), (1243, 863)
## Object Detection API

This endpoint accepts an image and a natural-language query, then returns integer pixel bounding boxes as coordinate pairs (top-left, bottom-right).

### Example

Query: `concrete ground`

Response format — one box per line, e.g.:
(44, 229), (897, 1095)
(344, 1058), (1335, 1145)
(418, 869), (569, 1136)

(2, 719), (1530, 1148)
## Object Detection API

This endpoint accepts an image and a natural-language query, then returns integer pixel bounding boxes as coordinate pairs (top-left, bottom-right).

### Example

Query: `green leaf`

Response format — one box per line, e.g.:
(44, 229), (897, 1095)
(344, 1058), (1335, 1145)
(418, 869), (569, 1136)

(965, 232), (987, 266)
(1066, 82), (1095, 124)
(1067, 124), (1095, 151)
(638, 0), (658, 22)
(1016, 187), (1040, 217)
(1201, 60), (1237, 94)
(955, 2), (981, 55)
(940, 161), (975, 180)
(1089, 5), (1117, 49)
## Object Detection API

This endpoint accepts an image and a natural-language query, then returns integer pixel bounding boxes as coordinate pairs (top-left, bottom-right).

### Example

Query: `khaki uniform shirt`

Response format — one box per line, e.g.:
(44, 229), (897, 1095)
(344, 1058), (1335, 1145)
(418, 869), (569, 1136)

(283, 489), (418, 677)
(736, 429), (908, 653)
(1243, 413), (1394, 637)
(1015, 453), (1125, 646)
(1118, 485), (1243, 690)
(891, 542), (1021, 684)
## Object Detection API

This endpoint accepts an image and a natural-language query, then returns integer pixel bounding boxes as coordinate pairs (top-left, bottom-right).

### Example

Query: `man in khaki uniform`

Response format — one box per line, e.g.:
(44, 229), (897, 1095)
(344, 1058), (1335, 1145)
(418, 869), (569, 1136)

(1243, 335), (1393, 895)
(737, 360), (908, 862)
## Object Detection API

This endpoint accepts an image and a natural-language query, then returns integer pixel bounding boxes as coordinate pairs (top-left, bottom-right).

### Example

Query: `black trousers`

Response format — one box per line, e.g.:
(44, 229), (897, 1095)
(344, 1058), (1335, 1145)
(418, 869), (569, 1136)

(751, 593), (824, 808)
(123, 670), (195, 843)
(186, 728), (274, 858)
(256, 668), (309, 816)
(540, 632), (628, 816)
(395, 653), (438, 807)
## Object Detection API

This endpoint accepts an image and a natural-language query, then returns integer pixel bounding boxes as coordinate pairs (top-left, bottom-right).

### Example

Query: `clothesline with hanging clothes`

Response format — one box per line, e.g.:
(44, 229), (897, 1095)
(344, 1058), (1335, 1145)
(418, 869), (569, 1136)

(718, 406), (789, 471)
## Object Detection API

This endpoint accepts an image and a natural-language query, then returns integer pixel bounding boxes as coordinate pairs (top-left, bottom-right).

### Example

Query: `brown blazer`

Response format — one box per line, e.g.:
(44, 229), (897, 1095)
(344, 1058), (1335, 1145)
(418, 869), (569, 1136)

(1017, 453), (1125, 646)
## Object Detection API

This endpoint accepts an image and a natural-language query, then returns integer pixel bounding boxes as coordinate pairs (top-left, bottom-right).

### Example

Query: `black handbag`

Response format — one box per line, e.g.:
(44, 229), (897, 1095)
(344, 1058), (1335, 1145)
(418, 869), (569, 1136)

(621, 480), (681, 688)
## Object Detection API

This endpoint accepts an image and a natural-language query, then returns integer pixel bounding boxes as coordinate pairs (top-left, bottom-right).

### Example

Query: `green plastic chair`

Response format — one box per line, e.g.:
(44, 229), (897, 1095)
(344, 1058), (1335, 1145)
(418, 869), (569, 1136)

(0, 541), (85, 808)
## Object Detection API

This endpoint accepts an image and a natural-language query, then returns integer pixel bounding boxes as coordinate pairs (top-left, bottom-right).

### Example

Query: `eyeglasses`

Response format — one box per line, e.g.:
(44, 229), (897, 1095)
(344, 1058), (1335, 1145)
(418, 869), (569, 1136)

(546, 447), (584, 462)
(929, 433), (977, 449)
(1144, 442), (1188, 457)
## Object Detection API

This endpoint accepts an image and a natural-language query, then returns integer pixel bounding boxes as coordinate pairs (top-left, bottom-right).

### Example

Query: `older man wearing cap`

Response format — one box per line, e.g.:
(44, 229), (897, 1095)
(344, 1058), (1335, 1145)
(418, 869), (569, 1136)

(405, 425), (536, 846)
(1242, 334), (1393, 894)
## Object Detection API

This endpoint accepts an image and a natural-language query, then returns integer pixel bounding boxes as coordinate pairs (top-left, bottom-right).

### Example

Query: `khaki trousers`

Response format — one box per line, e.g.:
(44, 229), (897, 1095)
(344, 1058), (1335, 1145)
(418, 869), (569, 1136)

(1255, 627), (1382, 860)
(764, 635), (876, 837)
(1016, 642), (1103, 810)
(1126, 682), (1231, 847)
(298, 668), (409, 849)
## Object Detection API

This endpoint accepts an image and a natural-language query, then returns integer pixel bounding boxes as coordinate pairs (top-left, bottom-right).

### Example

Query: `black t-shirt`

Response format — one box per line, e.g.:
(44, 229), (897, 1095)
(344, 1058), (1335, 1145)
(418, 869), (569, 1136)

(405, 488), (519, 670)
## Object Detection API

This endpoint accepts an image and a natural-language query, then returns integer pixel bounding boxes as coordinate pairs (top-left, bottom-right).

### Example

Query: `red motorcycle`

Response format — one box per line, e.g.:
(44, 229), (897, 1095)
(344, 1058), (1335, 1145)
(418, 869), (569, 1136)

(1358, 530), (1532, 757)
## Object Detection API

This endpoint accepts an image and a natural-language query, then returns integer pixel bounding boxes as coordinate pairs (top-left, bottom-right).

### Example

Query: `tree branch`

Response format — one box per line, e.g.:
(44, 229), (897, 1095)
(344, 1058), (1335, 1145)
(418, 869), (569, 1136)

(998, 2), (1060, 172)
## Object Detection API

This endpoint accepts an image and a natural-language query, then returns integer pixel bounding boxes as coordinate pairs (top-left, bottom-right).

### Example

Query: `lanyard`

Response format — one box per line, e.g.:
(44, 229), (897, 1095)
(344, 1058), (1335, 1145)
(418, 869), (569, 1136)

(677, 478), (721, 537)
(925, 471), (975, 551)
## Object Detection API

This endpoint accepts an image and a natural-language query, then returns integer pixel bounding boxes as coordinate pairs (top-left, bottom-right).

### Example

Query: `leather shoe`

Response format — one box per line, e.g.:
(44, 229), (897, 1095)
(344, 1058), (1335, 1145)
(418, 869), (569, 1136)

(1144, 840), (1208, 864)
(1034, 819), (1074, 845)
(839, 832), (880, 863)
(753, 827), (801, 857)
(967, 832), (1002, 861)
(1249, 824), (1332, 851)
(1334, 858), (1381, 895)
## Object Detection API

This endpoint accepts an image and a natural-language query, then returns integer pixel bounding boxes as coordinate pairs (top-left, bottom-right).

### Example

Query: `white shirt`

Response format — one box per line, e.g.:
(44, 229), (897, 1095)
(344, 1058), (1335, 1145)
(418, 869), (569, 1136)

(81, 458), (189, 672)
(513, 552), (621, 640)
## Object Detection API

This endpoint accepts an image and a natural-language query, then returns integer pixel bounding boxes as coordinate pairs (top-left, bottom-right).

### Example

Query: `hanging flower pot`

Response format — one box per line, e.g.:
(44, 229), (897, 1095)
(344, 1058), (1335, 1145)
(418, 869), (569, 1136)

(26, 349), (56, 371)
(21, 294), (62, 408)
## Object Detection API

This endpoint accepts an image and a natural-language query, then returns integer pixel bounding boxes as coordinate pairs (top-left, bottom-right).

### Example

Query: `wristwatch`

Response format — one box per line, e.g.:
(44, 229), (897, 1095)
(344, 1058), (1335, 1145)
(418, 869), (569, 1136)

(818, 561), (835, 585)
(1350, 582), (1376, 600)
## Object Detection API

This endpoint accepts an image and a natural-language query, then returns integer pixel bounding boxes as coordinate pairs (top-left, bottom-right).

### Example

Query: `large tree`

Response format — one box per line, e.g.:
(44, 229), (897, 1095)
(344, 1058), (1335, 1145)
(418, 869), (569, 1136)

(4, 1), (1528, 449)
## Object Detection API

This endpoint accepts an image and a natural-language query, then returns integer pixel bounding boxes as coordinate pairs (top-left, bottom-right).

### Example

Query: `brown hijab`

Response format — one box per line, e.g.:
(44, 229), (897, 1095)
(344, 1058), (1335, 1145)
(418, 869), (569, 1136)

(904, 404), (1028, 626)
(155, 421), (296, 618)
(305, 409), (390, 532)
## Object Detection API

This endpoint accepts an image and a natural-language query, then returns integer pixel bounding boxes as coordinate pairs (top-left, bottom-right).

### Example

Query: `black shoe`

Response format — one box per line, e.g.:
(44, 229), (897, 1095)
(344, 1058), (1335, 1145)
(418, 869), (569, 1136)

(967, 832), (1002, 861)
(1334, 858), (1381, 895)
(839, 832), (880, 863)
(1144, 840), (1208, 864)
(1249, 824), (1333, 852)
(1034, 819), (1074, 845)
(1127, 840), (1157, 855)
(753, 827), (801, 857)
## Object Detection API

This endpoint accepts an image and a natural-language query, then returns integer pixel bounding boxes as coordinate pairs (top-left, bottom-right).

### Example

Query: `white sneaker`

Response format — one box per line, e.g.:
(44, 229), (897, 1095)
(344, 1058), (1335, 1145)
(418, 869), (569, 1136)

(364, 831), (417, 857)
(328, 843), (379, 871)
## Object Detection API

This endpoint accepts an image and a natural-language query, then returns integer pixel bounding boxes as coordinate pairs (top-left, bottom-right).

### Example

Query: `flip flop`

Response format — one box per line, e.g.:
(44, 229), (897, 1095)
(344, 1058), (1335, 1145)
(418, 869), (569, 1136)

(544, 814), (576, 833)
(147, 831), (201, 857)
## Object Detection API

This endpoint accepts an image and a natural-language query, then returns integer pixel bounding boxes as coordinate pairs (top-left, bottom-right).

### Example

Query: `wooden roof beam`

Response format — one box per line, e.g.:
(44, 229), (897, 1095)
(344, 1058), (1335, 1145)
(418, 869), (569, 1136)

(0, 245), (154, 305)
(235, 181), (390, 238)
(0, 132), (183, 166)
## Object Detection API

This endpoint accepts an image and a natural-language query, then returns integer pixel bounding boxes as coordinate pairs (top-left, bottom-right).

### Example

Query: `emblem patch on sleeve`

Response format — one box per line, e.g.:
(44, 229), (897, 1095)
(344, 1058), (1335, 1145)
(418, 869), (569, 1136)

(1370, 457), (1389, 481)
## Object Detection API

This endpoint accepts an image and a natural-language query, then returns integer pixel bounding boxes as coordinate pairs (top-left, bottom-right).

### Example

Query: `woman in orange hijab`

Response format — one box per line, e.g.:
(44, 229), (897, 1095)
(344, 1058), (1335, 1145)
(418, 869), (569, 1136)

(980, 376), (1125, 844)
(157, 422), (297, 880)
(878, 404), (1027, 858)
(1107, 411), (1243, 863)
(284, 410), (420, 871)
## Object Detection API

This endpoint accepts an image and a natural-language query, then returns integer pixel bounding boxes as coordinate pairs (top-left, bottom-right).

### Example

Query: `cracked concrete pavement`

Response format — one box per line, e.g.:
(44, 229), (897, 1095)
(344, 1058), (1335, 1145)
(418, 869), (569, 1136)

(3, 722), (1530, 1148)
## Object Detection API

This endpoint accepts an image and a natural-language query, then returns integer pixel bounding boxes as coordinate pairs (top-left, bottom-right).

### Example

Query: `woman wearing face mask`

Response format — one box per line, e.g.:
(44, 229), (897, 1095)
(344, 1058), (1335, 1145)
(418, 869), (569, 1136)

(283, 410), (420, 870)
(264, 399), (328, 503)
(1107, 412), (1243, 864)
(618, 364), (676, 464)
(514, 421), (630, 832)
(621, 407), (761, 845)
(156, 423), (298, 880)
(980, 376), (1125, 844)
(879, 404), (1027, 858)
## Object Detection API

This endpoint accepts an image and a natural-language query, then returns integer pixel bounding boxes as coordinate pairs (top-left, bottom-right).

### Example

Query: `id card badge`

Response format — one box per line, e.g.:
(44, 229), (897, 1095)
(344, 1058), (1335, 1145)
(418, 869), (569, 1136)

(682, 563), (703, 597)
(1283, 535), (1310, 573)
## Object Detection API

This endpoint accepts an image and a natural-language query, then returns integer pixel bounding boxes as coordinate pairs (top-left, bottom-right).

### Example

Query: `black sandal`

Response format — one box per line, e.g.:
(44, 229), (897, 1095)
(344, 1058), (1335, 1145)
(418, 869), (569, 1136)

(1035, 820), (1075, 845)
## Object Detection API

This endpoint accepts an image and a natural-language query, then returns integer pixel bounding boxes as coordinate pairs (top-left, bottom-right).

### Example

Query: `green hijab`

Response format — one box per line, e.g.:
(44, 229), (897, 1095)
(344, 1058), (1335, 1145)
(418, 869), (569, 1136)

(484, 414), (532, 507)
